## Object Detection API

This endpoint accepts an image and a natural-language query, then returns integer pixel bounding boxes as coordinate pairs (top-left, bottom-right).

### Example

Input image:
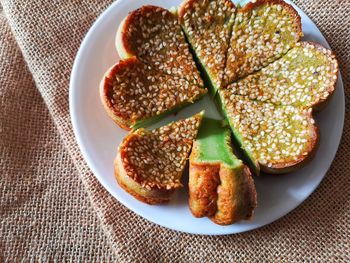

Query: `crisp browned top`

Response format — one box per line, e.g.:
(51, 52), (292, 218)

(105, 0), (337, 178)
(120, 5), (203, 86)
(225, 42), (339, 108)
(220, 93), (318, 170)
(178, 0), (236, 89)
(101, 57), (206, 128)
(224, 0), (302, 85)
(119, 114), (202, 190)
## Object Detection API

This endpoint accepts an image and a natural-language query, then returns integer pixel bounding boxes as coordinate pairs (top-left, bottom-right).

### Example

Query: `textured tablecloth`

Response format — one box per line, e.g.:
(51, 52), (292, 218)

(0, 0), (349, 262)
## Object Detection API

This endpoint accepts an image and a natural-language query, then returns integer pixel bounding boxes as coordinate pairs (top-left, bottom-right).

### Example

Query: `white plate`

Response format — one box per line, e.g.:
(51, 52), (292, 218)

(69, 0), (345, 235)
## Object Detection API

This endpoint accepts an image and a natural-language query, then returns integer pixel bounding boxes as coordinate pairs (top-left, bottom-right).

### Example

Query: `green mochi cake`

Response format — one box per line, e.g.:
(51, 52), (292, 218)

(98, 0), (339, 227)
(189, 118), (257, 225)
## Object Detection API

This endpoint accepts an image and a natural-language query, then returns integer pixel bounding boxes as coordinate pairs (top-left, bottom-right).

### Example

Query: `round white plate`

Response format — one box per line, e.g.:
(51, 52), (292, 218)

(70, 0), (345, 235)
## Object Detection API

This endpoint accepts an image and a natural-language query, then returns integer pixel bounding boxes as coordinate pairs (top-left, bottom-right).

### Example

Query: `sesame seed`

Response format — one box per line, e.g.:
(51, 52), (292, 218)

(221, 93), (316, 167)
(225, 42), (338, 108)
(122, 6), (203, 86)
(120, 115), (202, 190)
(104, 59), (206, 127)
(179, 0), (236, 88)
(224, 2), (302, 85)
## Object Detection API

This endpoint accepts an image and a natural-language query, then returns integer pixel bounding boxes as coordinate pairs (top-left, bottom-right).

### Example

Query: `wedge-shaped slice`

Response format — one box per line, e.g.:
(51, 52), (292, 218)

(116, 5), (202, 86)
(115, 112), (203, 204)
(219, 94), (318, 174)
(189, 118), (257, 225)
(179, 0), (236, 92)
(224, 0), (302, 84)
(226, 42), (338, 108)
(100, 57), (206, 130)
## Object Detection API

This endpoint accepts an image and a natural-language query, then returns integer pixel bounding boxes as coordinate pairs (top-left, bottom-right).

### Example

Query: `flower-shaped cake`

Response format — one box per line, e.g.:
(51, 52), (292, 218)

(100, 0), (338, 224)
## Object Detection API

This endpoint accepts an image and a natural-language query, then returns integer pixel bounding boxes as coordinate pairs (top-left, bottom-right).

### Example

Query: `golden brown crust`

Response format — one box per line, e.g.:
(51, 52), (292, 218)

(220, 92), (320, 175)
(189, 159), (257, 225)
(241, 166), (257, 219)
(224, 0), (303, 85)
(119, 14), (133, 57)
(117, 5), (203, 86)
(178, 0), (237, 91)
(114, 113), (203, 204)
(224, 41), (338, 111)
(212, 164), (257, 225)
(177, 0), (193, 26)
(100, 57), (206, 130)
(119, 6), (168, 57)
(100, 59), (136, 130)
(260, 42), (339, 174)
(178, 0), (236, 23)
(114, 152), (173, 205)
(115, 174), (171, 205)
(258, 42), (337, 173)
(189, 162), (220, 217)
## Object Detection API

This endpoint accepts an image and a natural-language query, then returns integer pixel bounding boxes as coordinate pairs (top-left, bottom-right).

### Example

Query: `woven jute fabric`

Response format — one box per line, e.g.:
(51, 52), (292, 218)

(0, 9), (116, 262)
(0, 0), (349, 261)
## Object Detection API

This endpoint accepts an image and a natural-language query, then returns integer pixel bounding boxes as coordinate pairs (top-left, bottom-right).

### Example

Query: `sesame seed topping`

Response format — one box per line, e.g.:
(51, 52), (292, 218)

(121, 5), (203, 86)
(221, 93), (316, 167)
(179, 0), (236, 89)
(224, 2), (302, 84)
(107, 1), (336, 176)
(120, 114), (202, 189)
(104, 59), (206, 127)
(225, 42), (338, 107)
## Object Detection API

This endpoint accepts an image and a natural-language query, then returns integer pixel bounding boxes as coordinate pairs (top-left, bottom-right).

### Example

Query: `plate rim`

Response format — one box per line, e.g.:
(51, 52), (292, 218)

(69, 0), (345, 235)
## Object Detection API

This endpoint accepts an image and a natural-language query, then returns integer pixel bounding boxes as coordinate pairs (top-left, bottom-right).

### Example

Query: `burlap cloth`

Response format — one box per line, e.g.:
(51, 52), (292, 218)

(0, 0), (349, 261)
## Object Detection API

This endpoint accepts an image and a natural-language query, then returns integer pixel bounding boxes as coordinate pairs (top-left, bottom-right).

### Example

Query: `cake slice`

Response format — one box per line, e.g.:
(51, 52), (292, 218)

(100, 57), (206, 130)
(115, 112), (203, 204)
(224, 0), (302, 85)
(189, 118), (257, 225)
(218, 93), (318, 174)
(226, 42), (338, 109)
(178, 0), (236, 93)
(116, 5), (203, 86)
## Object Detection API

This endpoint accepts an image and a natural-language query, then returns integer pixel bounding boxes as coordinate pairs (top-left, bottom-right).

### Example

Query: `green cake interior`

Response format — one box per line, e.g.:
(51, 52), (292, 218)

(217, 92), (318, 175)
(178, 0), (236, 93)
(214, 94), (260, 174)
(132, 94), (206, 130)
(194, 118), (242, 168)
